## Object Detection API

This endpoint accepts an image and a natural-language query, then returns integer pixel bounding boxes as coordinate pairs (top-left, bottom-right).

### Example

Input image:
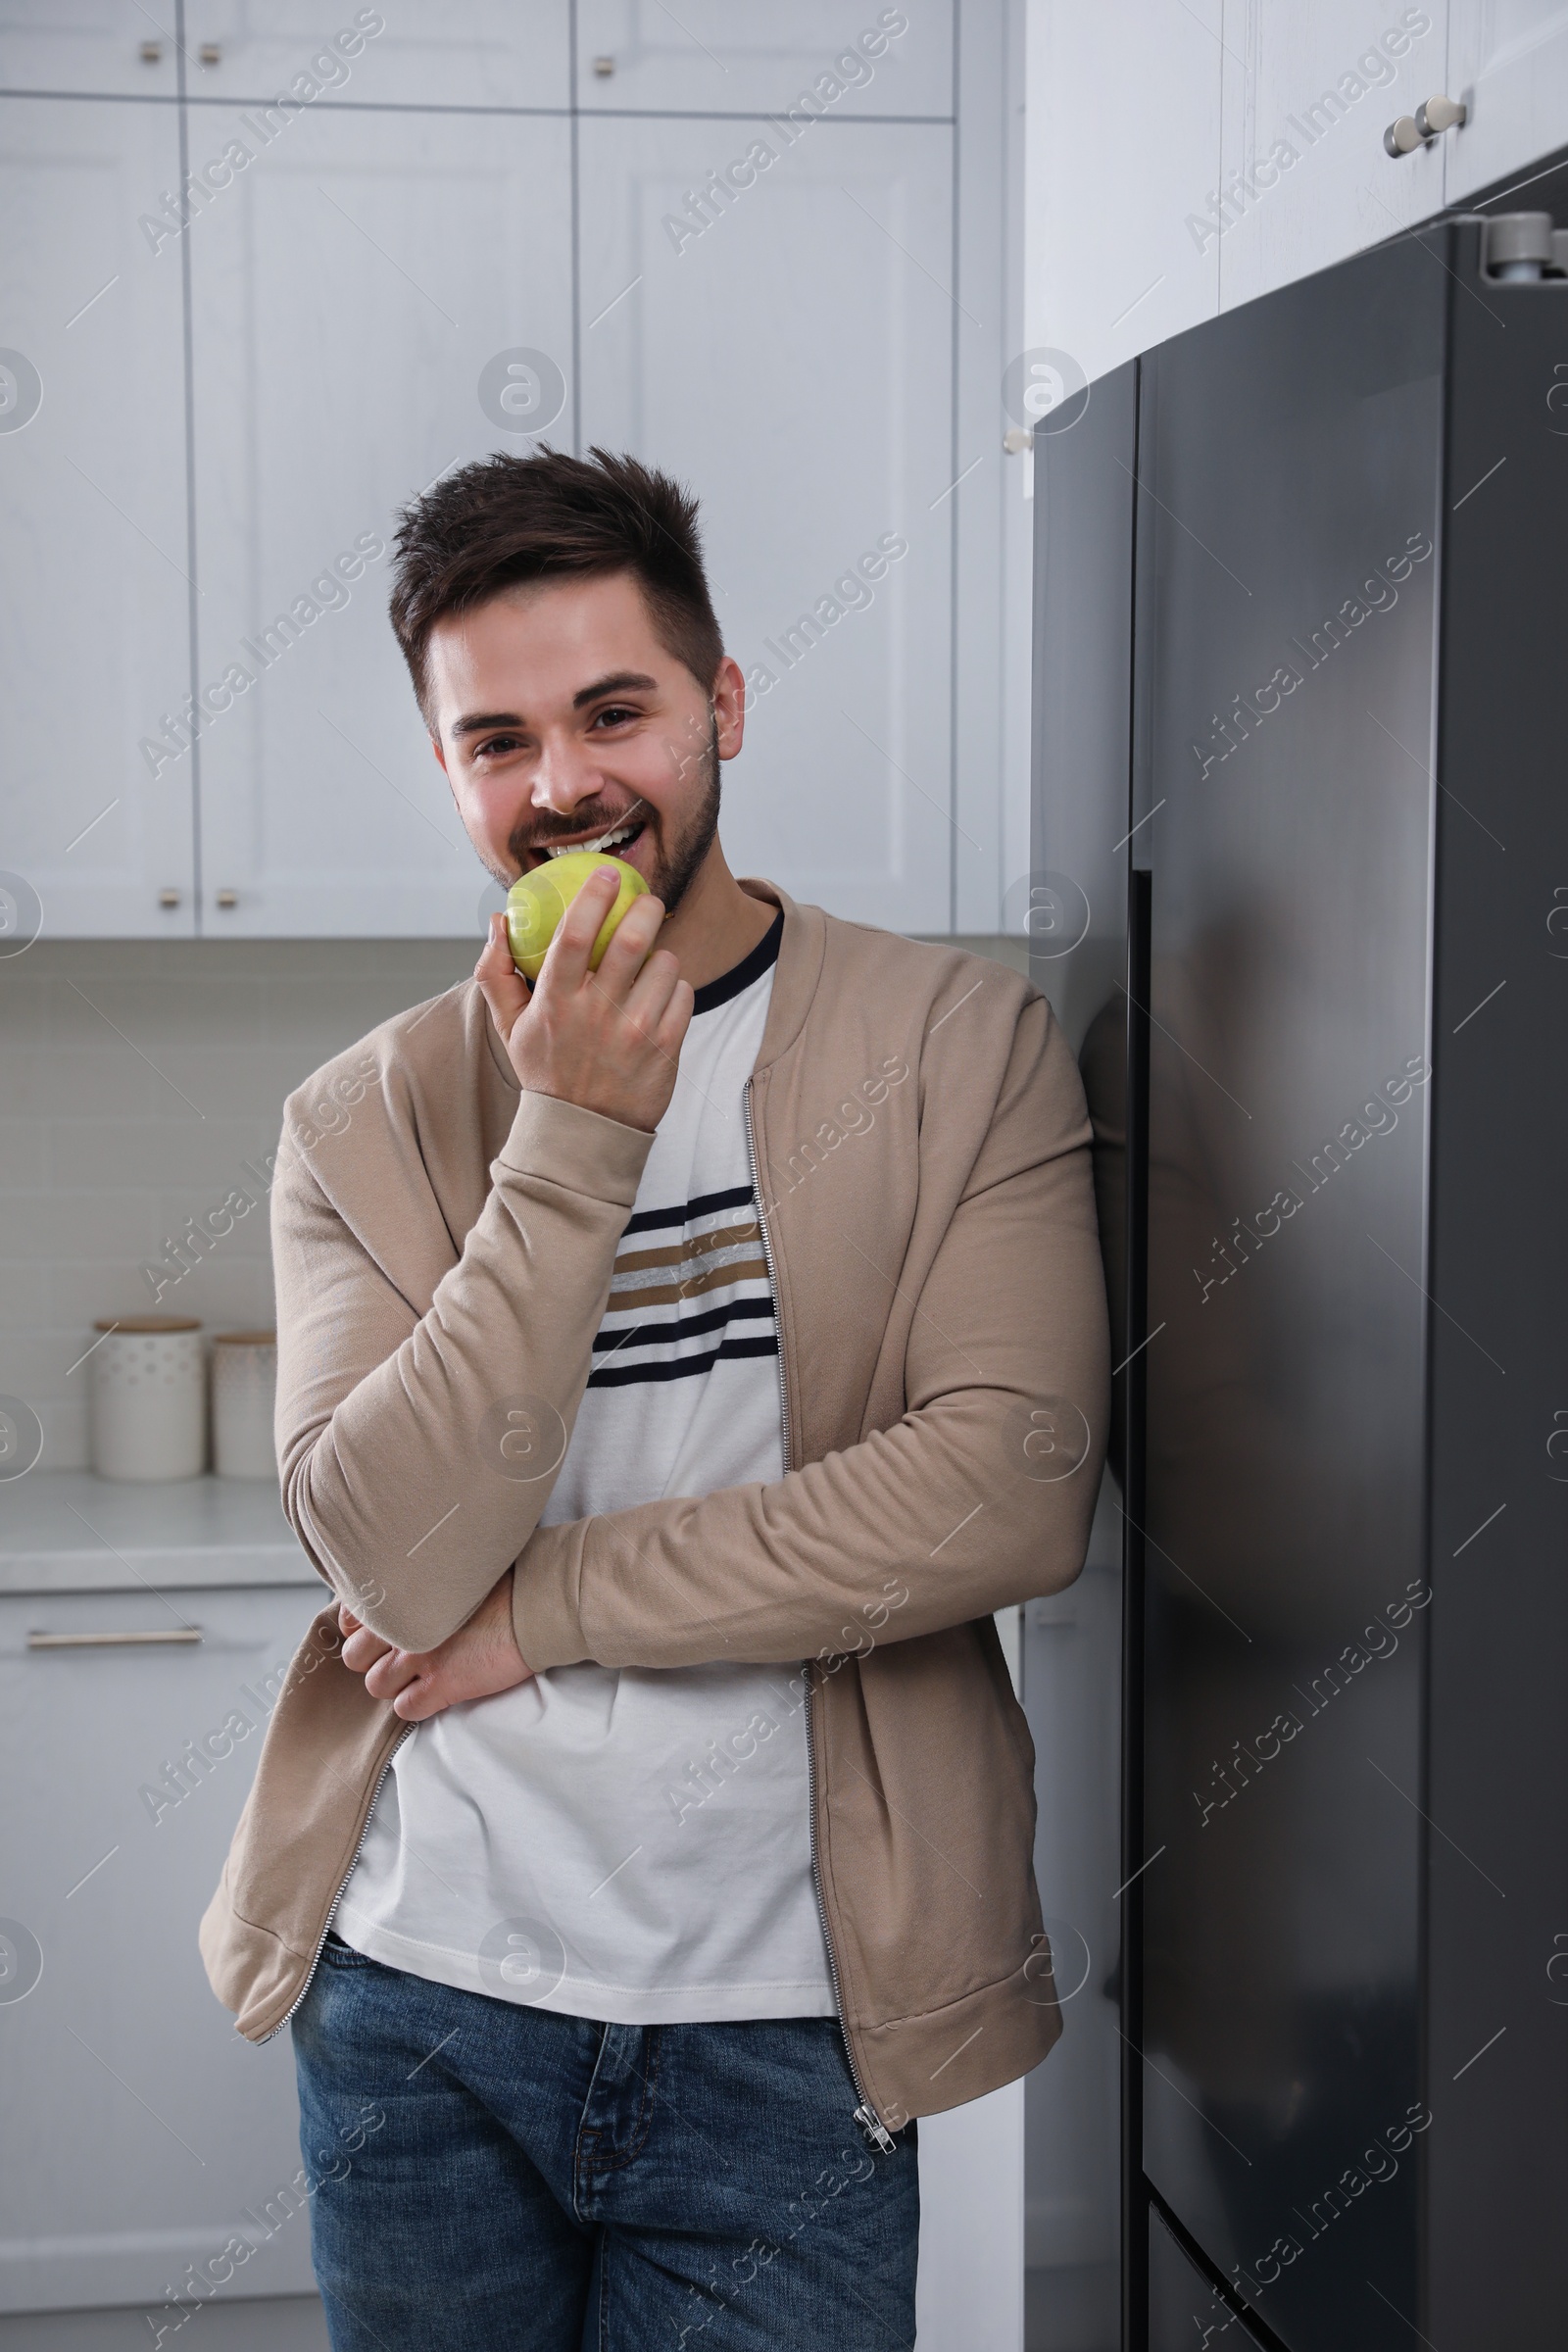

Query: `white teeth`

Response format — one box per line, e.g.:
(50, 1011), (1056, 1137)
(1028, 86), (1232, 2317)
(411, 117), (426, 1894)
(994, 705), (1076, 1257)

(546, 822), (637, 858)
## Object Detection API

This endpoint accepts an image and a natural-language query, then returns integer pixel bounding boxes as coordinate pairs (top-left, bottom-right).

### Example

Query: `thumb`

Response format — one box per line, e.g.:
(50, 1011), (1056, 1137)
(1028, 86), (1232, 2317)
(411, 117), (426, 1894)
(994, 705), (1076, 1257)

(476, 910), (532, 1045)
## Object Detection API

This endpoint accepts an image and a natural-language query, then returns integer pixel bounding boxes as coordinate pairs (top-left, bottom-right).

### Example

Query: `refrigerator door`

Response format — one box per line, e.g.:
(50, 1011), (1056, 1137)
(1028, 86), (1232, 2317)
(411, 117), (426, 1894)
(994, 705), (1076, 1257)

(1134, 237), (1444, 2346)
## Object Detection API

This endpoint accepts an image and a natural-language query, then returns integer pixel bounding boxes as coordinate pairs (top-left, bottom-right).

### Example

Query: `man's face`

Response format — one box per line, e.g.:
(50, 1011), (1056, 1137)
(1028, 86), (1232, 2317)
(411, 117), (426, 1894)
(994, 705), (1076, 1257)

(425, 569), (745, 915)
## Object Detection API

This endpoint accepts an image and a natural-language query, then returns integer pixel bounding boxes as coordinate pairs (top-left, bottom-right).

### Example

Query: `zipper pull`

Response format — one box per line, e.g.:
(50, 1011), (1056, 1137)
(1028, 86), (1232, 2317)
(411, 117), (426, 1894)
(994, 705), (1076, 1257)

(855, 2103), (898, 2154)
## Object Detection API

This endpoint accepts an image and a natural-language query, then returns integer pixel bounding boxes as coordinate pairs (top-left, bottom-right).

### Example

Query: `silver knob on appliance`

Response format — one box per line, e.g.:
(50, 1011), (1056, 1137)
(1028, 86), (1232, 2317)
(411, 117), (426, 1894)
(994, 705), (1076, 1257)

(1414, 93), (1467, 137)
(1384, 116), (1424, 157)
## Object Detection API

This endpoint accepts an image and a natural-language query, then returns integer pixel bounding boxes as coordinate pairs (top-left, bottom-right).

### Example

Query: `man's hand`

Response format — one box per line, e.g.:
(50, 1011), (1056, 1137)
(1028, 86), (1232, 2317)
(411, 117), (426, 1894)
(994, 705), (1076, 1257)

(338, 1571), (534, 1722)
(475, 866), (693, 1134)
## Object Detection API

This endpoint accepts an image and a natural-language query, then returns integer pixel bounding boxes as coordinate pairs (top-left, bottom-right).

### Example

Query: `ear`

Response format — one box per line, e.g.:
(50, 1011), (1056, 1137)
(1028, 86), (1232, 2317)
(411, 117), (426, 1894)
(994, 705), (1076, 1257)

(430, 730), (450, 781)
(712, 654), (747, 762)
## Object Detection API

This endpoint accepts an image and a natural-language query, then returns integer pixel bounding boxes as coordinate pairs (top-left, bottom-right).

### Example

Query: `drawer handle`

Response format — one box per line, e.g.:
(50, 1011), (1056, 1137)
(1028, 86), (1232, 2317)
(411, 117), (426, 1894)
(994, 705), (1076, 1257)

(27, 1628), (203, 1648)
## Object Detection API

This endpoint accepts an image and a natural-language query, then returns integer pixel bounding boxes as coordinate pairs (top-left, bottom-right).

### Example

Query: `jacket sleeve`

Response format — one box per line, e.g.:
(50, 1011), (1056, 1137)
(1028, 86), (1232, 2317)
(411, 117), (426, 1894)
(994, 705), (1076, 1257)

(274, 1086), (653, 1655)
(508, 999), (1110, 1671)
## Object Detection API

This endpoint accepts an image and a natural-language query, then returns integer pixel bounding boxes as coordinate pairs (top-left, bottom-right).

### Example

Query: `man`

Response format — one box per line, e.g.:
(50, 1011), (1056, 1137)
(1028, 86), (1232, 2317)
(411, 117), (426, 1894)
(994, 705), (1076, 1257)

(201, 447), (1108, 2349)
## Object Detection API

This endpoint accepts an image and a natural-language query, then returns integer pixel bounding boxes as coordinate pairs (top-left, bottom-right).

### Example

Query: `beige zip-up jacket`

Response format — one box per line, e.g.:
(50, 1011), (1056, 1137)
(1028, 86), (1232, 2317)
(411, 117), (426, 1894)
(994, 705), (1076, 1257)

(200, 882), (1109, 2132)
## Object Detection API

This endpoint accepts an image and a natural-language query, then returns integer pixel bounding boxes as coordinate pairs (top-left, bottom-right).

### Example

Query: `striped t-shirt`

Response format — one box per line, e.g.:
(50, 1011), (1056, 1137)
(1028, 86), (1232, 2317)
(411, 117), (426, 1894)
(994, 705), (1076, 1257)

(336, 911), (837, 2023)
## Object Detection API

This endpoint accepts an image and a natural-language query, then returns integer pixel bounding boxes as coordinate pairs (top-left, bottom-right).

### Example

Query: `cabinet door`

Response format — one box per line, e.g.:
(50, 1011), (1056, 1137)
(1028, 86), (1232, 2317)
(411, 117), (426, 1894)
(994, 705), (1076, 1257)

(1215, 2), (1449, 312)
(1445, 0), (1568, 200)
(183, 0), (569, 113)
(0, 97), (196, 940)
(0, 3), (179, 97)
(574, 0), (953, 117)
(1023, 0), (1224, 386)
(188, 107), (572, 935)
(0, 1582), (325, 2314)
(577, 115), (956, 933)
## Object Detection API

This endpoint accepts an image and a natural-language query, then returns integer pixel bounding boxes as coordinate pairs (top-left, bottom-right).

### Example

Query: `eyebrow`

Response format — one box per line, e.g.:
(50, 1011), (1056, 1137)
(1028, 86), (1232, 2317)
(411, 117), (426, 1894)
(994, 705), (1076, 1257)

(449, 673), (659, 741)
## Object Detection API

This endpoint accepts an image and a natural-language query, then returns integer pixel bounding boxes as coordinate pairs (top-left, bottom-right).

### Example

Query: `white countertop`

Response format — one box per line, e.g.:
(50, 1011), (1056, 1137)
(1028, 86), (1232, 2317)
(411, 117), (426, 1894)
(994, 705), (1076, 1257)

(0, 1470), (319, 1593)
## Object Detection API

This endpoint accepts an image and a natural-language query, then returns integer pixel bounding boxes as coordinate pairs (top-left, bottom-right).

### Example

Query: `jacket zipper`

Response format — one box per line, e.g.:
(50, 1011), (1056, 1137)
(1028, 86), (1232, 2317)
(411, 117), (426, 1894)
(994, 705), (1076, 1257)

(744, 1077), (897, 2155)
(259, 1724), (413, 2042)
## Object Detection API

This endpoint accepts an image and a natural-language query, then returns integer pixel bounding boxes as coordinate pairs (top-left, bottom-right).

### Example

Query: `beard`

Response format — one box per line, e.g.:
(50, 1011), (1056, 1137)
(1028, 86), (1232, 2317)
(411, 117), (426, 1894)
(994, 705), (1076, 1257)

(501, 713), (721, 919)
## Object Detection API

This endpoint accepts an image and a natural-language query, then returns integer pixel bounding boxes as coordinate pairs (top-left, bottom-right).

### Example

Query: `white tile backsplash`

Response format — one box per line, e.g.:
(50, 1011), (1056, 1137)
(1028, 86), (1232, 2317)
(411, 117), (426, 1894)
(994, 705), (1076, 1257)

(1, 931), (1025, 1473)
(0, 939), (477, 1470)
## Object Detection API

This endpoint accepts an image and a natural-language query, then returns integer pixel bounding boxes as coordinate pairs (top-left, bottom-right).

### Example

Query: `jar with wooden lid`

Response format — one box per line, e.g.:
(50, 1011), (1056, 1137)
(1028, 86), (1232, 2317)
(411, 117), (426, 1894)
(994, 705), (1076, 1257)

(211, 1330), (277, 1482)
(88, 1316), (204, 1482)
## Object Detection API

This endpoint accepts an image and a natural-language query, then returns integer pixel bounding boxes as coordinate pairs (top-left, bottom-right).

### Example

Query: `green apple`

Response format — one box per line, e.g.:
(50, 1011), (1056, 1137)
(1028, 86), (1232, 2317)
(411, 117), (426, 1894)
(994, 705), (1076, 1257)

(505, 852), (650, 982)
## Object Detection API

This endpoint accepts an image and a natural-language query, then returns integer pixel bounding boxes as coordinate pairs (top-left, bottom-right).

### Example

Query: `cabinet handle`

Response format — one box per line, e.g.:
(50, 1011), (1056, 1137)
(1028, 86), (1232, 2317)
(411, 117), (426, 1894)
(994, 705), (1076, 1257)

(1414, 93), (1466, 138)
(158, 888), (181, 908)
(215, 889), (238, 908)
(199, 41), (221, 66)
(28, 1628), (203, 1648)
(1385, 94), (1467, 155)
(139, 39), (164, 64)
(592, 54), (614, 76)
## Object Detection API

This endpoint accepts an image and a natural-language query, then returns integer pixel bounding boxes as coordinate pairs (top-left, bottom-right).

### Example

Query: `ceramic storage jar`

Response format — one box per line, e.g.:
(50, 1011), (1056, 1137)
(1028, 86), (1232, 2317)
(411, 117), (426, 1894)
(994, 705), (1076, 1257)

(89, 1316), (205, 1482)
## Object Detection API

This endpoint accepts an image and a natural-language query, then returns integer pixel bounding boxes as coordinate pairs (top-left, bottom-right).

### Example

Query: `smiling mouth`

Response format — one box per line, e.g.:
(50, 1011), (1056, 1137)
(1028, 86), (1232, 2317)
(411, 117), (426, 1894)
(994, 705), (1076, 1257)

(527, 816), (646, 870)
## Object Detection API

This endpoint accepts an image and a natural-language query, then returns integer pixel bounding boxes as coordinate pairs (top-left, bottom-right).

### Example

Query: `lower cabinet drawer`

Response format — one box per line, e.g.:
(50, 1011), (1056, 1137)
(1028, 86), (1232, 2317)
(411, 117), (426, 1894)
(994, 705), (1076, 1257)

(0, 1583), (326, 2316)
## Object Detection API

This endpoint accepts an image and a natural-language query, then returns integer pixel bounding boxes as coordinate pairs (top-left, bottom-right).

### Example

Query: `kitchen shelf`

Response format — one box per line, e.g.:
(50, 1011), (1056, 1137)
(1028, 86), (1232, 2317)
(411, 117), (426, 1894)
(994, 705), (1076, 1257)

(0, 1470), (318, 1594)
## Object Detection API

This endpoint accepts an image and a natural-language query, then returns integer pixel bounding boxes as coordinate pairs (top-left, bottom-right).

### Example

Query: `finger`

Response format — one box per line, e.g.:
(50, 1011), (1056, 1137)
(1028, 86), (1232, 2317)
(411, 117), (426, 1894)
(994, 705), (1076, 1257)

(393, 1672), (450, 1723)
(476, 911), (531, 1037)
(653, 976), (695, 1062)
(341, 1625), (394, 1674)
(536, 866), (623, 996)
(591, 892), (666, 1000)
(363, 1647), (424, 1701)
(621, 944), (683, 1039)
(337, 1604), (362, 1637)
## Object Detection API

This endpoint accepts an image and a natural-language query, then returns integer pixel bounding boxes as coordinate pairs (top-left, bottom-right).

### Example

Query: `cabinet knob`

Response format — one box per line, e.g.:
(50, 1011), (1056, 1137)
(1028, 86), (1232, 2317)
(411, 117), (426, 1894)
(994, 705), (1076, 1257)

(139, 38), (164, 64)
(215, 889), (238, 909)
(199, 40), (221, 66)
(1003, 426), (1034, 455)
(158, 888), (181, 908)
(1386, 94), (1467, 155)
(1414, 93), (1466, 138)
(592, 54), (614, 76)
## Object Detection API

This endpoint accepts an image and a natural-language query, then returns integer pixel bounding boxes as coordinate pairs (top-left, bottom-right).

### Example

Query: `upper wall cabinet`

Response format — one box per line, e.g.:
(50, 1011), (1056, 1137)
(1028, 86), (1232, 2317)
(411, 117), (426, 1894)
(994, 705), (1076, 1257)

(574, 0), (952, 118)
(1444, 0), (1568, 199)
(183, 0), (570, 112)
(577, 114), (956, 935)
(1022, 2), (1223, 385)
(0, 96), (195, 937)
(0, 2), (178, 96)
(1216, 2), (1447, 312)
(187, 106), (572, 935)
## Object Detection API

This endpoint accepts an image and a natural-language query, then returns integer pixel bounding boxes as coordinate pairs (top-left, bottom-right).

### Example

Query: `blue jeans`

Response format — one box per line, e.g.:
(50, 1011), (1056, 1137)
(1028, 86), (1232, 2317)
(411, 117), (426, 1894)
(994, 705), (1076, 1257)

(292, 1934), (919, 2349)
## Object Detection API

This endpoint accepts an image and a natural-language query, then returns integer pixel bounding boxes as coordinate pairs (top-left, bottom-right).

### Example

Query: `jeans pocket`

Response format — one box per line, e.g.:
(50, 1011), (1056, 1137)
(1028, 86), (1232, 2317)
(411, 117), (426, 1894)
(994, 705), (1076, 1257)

(320, 1930), (375, 1970)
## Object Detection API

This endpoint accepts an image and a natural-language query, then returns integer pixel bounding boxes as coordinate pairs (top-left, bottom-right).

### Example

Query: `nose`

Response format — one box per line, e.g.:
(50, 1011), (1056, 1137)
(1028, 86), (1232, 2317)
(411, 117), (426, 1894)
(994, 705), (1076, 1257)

(530, 729), (604, 820)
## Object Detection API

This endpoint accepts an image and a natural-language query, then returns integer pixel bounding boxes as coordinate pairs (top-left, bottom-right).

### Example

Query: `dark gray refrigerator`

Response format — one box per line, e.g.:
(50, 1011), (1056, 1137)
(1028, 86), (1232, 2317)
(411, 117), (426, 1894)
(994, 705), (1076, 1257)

(1029, 214), (1568, 2350)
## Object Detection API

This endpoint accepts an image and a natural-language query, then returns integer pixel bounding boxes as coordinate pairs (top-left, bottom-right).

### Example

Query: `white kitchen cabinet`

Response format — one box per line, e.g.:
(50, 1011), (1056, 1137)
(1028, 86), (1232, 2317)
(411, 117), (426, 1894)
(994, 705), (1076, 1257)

(0, 2), (179, 98)
(0, 1575), (324, 2315)
(183, 0), (570, 114)
(1215, 1), (1449, 312)
(576, 113), (956, 934)
(1444, 0), (1568, 199)
(0, 96), (196, 939)
(574, 0), (953, 119)
(187, 105), (573, 935)
(1022, 0), (1223, 386)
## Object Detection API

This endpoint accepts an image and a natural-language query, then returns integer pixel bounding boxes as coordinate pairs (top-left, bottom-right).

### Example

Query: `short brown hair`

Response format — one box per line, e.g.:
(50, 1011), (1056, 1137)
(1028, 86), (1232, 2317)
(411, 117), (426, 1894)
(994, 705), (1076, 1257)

(388, 446), (723, 723)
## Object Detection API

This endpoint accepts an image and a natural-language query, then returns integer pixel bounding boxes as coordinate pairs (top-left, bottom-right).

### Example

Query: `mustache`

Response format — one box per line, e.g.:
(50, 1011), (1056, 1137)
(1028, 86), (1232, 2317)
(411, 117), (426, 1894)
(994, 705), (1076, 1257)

(507, 797), (648, 866)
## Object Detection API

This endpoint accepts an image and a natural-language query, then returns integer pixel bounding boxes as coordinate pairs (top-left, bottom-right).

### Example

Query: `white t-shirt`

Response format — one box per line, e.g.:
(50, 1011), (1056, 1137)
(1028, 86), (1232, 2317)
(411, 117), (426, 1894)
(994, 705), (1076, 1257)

(335, 916), (837, 2023)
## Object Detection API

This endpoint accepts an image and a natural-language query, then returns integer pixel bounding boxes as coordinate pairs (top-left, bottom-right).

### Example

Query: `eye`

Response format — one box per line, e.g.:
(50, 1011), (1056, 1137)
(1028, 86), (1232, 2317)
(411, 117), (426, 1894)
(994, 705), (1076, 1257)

(591, 704), (640, 729)
(472, 731), (524, 760)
